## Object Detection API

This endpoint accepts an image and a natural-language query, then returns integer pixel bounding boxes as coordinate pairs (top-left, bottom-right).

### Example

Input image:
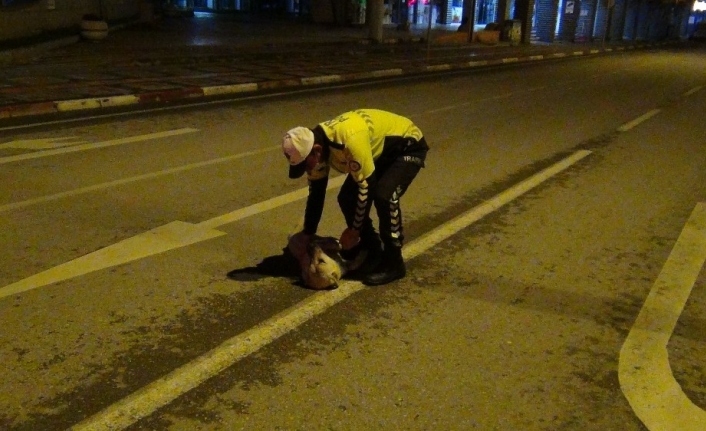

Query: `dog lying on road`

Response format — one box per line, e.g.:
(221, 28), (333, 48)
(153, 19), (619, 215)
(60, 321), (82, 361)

(288, 232), (367, 290)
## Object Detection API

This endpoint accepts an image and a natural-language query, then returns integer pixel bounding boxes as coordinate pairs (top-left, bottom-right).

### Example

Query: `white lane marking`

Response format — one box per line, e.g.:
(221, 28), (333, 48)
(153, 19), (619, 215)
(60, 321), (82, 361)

(0, 222), (226, 300)
(619, 202), (706, 431)
(0, 128), (199, 165)
(617, 109), (661, 132)
(0, 137), (87, 150)
(68, 150), (592, 431)
(0, 176), (346, 300)
(683, 86), (703, 97)
(0, 146), (279, 214)
(404, 150), (592, 258)
(421, 92), (514, 115)
(197, 174), (346, 230)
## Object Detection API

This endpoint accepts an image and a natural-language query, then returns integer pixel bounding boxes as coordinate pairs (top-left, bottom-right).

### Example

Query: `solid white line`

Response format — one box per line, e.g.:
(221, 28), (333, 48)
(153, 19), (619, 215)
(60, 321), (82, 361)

(404, 150), (592, 259)
(619, 202), (706, 430)
(617, 109), (661, 132)
(0, 146), (278, 214)
(0, 128), (199, 165)
(69, 150), (592, 431)
(198, 175), (346, 230)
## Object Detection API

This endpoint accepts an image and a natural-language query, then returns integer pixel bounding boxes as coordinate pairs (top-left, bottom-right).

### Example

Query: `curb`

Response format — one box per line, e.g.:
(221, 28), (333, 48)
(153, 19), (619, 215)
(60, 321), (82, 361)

(0, 42), (665, 121)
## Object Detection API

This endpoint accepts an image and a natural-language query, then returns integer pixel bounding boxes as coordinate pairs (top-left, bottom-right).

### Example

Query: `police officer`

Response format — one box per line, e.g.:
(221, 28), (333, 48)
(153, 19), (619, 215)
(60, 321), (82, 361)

(282, 109), (429, 286)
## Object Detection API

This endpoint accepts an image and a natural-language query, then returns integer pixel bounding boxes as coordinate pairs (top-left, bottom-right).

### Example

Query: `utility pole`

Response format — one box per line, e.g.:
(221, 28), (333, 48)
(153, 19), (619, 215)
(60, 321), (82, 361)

(463, 0), (477, 42)
(368, 0), (384, 42)
(604, 0), (615, 46)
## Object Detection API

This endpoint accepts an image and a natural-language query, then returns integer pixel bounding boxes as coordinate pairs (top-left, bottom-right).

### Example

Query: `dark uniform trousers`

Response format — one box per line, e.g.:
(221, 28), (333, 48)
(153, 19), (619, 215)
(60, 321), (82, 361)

(337, 136), (429, 251)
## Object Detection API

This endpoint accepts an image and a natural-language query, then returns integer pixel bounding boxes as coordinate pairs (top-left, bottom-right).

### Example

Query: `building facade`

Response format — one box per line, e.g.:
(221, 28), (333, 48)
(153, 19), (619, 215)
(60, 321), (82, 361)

(1, 0), (143, 42)
(0, 0), (698, 44)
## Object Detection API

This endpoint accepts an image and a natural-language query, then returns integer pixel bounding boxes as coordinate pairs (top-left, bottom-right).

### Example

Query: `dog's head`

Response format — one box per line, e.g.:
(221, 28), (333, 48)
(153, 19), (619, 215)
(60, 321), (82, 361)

(302, 241), (344, 290)
(288, 233), (366, 290)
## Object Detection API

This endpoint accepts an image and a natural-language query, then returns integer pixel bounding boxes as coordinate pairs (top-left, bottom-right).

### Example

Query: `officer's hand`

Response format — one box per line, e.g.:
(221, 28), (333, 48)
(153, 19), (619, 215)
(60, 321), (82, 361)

(339, 228), (360, 250)
(288, 231), (312, 262)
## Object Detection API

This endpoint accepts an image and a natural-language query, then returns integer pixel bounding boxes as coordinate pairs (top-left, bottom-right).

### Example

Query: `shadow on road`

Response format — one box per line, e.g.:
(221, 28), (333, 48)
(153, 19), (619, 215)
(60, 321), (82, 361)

(226, 249), (300, 282)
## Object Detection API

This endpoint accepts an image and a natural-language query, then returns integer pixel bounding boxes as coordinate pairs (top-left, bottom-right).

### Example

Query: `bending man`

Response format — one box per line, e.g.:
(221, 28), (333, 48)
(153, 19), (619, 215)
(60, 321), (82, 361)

(282, 109), (429, 286)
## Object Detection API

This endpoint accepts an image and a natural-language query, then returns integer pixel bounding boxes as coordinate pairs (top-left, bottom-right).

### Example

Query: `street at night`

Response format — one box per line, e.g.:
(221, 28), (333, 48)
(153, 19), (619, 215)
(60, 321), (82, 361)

(1, 39), (706, 430)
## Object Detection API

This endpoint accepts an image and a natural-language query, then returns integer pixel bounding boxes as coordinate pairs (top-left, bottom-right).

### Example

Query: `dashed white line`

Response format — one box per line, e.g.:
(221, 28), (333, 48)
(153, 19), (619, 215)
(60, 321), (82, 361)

(0, 146), (279, 214)
(617, 109), (661, 132)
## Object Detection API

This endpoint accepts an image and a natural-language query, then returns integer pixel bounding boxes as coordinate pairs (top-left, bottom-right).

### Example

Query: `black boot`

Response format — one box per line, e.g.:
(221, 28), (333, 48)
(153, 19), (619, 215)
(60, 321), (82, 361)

(363, 246), (406, 286)
(342, 230), (383, 279)
(356, 231), (383, 276)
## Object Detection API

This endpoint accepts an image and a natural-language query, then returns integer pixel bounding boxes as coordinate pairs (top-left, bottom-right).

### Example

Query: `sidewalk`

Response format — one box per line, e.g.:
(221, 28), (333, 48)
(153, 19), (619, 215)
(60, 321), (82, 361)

(0, 12), (668, 122)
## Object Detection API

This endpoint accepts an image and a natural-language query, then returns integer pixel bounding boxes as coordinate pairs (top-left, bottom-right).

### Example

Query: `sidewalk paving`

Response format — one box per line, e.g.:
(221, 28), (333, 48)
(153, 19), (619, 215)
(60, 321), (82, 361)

(0, 12), (669, 122)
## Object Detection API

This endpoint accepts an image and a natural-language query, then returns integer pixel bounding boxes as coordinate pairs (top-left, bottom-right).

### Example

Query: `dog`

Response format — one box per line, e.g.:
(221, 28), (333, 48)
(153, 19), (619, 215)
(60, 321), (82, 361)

(287, 232), (367, 290)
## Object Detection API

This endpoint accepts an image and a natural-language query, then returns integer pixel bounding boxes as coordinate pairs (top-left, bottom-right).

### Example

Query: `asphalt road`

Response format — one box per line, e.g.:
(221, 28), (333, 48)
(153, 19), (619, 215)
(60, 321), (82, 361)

(1, 46), (705, 431)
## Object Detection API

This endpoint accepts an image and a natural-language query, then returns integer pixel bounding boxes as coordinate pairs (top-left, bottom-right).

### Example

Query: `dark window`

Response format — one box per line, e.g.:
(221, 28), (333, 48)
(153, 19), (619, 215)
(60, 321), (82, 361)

(1, 0), (41, 5)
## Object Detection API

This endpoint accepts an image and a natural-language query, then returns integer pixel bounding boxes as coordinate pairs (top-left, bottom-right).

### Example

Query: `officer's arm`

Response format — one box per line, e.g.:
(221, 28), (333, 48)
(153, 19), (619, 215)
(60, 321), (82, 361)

(303, 176), (328, 235)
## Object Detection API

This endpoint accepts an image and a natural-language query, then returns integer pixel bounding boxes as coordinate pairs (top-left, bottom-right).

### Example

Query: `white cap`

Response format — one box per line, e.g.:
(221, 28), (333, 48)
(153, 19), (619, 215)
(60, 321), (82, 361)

(282, 126), (314, 166)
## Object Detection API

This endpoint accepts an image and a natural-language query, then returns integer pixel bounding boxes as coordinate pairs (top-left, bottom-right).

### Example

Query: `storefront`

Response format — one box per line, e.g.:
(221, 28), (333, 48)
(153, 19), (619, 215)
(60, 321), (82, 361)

(689, 0), (706, 36)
